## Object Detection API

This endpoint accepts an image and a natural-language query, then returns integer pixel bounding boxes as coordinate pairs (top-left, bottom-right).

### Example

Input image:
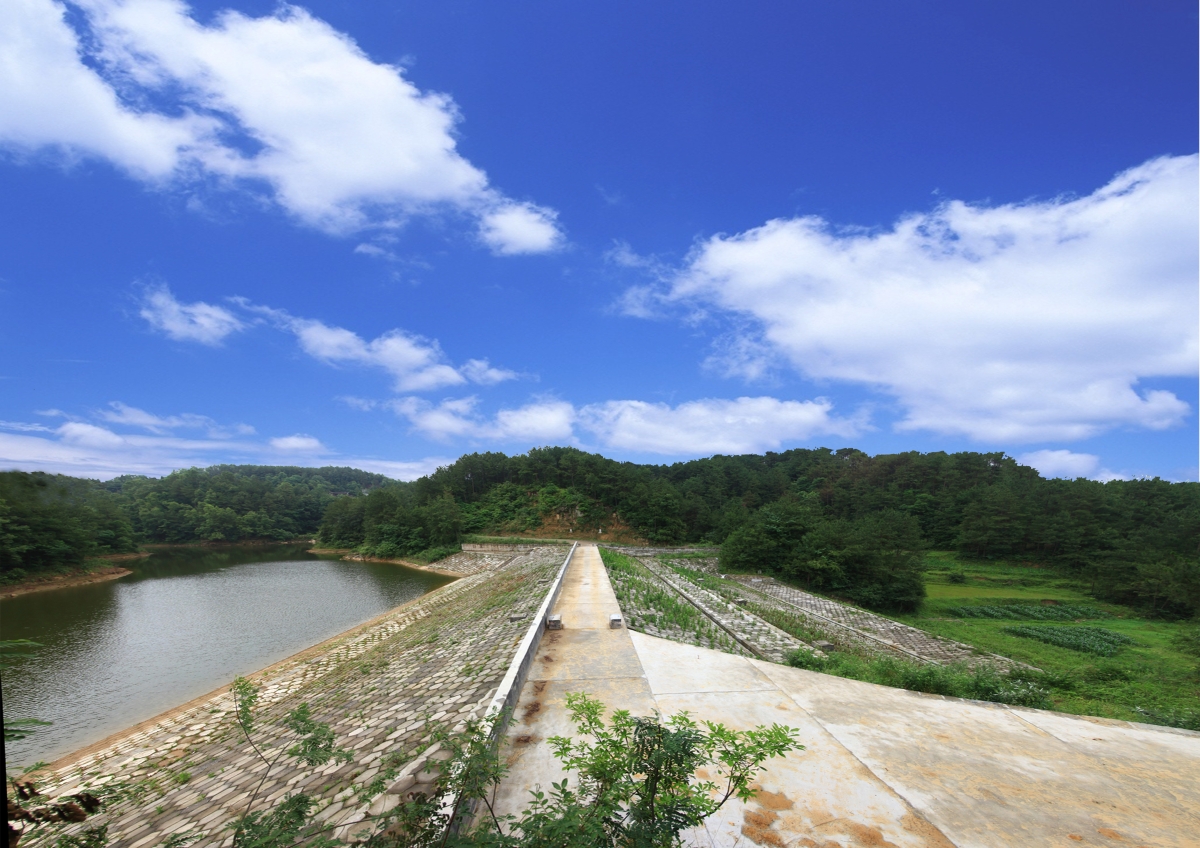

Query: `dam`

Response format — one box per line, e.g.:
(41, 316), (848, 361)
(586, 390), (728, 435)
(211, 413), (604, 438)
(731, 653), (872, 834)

(16, 544), (1200, 847)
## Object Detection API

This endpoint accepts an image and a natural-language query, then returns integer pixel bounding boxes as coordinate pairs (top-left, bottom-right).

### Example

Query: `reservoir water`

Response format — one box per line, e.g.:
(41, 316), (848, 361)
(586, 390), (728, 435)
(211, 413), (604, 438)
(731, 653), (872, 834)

(0, 544), (452, 767)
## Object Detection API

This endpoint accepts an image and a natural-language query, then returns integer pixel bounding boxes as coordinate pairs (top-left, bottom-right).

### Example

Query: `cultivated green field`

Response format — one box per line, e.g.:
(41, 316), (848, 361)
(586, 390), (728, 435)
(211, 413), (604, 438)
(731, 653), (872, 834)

(898, 553), (1199, 730)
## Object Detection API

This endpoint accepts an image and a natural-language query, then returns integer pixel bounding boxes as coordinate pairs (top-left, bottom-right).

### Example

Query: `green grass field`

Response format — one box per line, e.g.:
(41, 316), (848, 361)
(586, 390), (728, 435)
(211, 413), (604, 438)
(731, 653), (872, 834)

(898, 553), (1200, 730)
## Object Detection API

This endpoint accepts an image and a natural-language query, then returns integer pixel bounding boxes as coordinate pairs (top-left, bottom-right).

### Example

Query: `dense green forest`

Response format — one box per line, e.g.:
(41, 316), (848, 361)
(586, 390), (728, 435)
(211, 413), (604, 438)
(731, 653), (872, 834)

(319, 447), (1200, 617)
(3, 448), (1198, 618)
(0, 466), (388, 582)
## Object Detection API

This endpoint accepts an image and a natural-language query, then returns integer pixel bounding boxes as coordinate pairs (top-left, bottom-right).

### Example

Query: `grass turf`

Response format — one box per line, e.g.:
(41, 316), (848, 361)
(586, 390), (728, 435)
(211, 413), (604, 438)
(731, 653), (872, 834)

(898, 553), (1200, 730)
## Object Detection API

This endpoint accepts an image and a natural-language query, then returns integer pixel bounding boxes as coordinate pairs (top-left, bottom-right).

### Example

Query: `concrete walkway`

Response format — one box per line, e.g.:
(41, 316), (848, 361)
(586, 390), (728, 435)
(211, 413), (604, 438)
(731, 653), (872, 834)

(496, 543), (1200, 848)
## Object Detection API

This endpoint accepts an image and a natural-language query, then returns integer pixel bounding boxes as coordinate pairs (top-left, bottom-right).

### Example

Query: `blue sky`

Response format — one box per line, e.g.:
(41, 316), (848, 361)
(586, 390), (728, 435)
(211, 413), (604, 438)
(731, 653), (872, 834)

(1, 0), (1196, 482)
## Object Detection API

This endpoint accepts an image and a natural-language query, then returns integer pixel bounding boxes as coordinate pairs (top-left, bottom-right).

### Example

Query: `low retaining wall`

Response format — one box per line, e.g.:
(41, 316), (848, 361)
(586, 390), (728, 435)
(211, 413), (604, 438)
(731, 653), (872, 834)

(443, 542), (577, 832)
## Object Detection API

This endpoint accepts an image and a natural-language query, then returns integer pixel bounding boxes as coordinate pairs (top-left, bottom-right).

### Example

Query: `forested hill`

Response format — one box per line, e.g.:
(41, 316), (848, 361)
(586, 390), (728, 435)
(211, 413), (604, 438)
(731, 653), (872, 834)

(321, 447), (1200, 616)
(3, 449), (1197, 617)
(0, 466), (390, 578)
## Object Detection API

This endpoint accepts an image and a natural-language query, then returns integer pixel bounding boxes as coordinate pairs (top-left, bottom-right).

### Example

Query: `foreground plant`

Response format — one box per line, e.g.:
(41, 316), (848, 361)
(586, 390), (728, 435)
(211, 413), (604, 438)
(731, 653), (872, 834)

(12, 684), (800, 848)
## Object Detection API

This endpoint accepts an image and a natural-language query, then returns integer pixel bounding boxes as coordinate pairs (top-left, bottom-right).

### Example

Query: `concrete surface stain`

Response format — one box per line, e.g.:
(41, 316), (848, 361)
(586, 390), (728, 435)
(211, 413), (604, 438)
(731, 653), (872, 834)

(898, 812), (956, 847)
(1096, 828), (1125, 841)
(741, 807), (784, 847)
(522, 701), (541, 723)
(753, 788), (794, 812)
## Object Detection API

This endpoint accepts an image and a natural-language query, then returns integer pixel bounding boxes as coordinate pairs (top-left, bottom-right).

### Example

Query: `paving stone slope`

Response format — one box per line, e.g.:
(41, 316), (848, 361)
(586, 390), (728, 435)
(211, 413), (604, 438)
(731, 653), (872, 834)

(731, 575), (1022, 669)
(634, 558), (815, 664)
(435, 550), (512, 575)
(24, 546), (568, 848)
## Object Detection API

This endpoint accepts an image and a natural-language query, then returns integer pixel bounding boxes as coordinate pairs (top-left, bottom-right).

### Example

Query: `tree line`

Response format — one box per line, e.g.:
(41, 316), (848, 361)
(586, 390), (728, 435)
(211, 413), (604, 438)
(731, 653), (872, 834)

(3, 447), (1197, 617)
(0, 466), (389, 582)
(320, 447), (1199, 617)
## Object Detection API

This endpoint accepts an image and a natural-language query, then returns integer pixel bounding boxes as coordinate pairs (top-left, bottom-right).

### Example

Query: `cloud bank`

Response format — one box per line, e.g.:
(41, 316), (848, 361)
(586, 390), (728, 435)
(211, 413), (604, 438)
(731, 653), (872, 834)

(642, 155), (1198, 443)
(0, 407), (443, 480)
(0, 0), (562, 253)
(387, 394), (860, 456)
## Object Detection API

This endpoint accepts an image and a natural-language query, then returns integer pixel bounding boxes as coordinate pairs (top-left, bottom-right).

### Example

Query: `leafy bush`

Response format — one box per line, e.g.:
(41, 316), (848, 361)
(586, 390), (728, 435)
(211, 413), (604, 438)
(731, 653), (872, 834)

(948, 604), (1111, 621)
(1004, 625), (1134, 657)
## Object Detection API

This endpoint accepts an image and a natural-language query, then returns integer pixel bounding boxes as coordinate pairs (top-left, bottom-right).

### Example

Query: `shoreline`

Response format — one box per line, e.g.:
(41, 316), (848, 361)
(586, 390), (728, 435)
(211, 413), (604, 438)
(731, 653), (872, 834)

(34, 576), (464, 775)
(338, 552), (464, 578)
(0, 564), (137, 600)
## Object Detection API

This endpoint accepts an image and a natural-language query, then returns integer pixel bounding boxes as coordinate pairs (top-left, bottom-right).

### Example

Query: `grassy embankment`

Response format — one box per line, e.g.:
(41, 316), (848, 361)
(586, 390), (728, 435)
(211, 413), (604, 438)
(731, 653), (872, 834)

(889, 552), (1199, 729)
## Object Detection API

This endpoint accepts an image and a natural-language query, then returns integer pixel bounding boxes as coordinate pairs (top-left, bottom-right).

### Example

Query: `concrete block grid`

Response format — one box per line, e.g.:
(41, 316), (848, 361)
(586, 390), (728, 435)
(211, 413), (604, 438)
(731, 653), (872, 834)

(633, 557), (816, 664)
(21, 546), (569, 848)
(600, 552), (750, 657)
(729, 574), (1026, 669)
(646, 553), (1021, 669)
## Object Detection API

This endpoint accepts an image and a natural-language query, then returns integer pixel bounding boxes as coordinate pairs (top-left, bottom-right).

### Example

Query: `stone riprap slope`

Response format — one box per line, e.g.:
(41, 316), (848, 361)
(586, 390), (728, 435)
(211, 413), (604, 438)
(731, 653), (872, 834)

(24, 546), (567, 848)
(633, 557), (816, 664)
(731, 574), (1023, 670)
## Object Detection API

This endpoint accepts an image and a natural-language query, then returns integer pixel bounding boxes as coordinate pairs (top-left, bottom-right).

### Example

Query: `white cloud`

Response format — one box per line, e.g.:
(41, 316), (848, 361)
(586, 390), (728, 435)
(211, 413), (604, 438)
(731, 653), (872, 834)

(479, 202), (562, 255)
(269, 434), (325, 452)
(0, 406), (439, 480)
(656, 155), (1198, 443)
(578, 396), (858, 455)
(237, 302), (520, 392)
(56, 421), (128, 449)
(290, 319), (464, 392)
(1, 0), (562, 247)
(98, 401), (255, 436)
(0, 420), (54, 433)
(139, 284), (245, 345)
(461, 358), (519, 386)
(1017, 449), (1129, 482)
(0, 0), (208, 178)
(387, 393), (855, 455)
(390, 396), (576, 443)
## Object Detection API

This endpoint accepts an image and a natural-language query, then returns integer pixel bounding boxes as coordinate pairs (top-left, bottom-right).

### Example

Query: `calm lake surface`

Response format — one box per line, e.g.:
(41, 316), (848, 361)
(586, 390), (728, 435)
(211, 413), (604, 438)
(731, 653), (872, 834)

(1, 545), (452, 766)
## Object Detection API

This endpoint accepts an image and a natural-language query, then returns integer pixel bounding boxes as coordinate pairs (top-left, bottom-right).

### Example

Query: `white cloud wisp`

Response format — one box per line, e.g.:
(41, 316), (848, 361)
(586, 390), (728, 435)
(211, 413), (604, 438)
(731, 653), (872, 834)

(0, 0), (562, 252)
(139, 284), (246, 345)
(1017, 449), (1128, 483)
(656, 155), (1198, 443)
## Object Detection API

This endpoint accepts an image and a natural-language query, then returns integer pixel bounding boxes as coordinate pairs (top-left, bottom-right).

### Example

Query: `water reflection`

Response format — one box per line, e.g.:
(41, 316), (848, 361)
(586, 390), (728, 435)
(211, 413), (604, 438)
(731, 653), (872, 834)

(1, 545), (451, 766)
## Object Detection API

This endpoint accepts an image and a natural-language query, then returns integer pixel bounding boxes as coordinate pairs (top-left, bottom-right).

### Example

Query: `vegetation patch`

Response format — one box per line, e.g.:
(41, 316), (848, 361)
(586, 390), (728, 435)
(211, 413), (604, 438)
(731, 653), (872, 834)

(1003, 625), (1134, 657)
(784, 650), (1052, 709)
(948, 604), (1111, 621)
(600, 549), (743, 654)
